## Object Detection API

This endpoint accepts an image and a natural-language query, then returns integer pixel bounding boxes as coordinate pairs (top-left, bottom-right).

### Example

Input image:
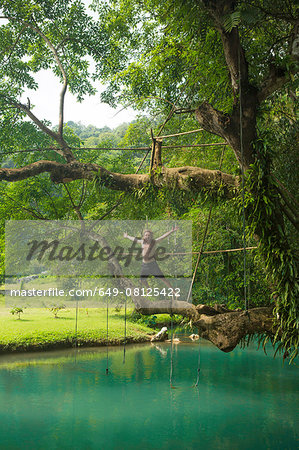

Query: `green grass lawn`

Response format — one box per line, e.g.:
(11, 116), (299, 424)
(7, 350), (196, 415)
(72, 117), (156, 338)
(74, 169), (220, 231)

(0, 296), (154, 352)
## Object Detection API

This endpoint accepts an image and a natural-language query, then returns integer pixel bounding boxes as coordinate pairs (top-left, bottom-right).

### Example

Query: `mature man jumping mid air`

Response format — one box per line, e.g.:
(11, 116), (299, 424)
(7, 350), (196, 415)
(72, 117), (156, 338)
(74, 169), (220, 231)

(123, 226), (178, 289)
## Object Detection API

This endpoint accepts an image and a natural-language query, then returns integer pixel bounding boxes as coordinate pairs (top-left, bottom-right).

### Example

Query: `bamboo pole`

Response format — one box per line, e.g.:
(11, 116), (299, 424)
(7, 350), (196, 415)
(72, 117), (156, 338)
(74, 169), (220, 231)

(164, 246), (257, 255)
(163, 142), (227, 149)
(122, 247), (257, 256)
(154, 128), (203, 139)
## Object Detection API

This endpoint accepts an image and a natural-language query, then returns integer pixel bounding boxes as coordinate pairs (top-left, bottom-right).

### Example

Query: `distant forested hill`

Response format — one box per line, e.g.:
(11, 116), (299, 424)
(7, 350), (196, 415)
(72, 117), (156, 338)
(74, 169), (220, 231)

(66, 121), (129, 148)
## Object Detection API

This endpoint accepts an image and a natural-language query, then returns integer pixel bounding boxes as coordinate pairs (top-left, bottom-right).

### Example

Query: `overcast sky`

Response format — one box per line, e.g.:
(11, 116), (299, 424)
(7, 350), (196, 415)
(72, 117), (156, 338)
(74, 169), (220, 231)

(21, 69), (137, 129)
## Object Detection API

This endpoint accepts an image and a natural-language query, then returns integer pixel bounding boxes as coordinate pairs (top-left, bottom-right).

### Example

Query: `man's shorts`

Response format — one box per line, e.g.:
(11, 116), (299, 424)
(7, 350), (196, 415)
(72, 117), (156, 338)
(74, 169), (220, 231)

(140, 260), (165, 279)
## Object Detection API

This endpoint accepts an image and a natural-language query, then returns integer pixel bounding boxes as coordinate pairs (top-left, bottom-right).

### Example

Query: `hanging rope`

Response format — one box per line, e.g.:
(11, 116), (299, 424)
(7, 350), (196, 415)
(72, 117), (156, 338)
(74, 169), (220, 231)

(187, 146), (225, 303)
(123, 293), (127, 364)
(73, 297), (79, 366)
(73, 279), (81, 355)
(226, 250), (230, 304)
(194, 335), (201, 387)
(187, 206), (213, 302)
(74, 299), (79, 348)
(192, 145), (225, 387)
(106, 294), (109, 375)
(248, 263), (250, 305)
(169, 312), (175, 388)
(238, 49), (248, 312)
(169, 223), (177, 388)
(192, 212), (211, 387)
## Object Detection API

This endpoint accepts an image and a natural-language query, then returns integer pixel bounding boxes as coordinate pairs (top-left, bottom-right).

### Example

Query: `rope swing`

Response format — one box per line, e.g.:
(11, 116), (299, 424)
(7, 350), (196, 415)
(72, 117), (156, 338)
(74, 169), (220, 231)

(73, 282), (80, 360)
(74, 298), (79, 348)
(192, 145), (226, 387)
(187, 145), (225, 303)
(169, 223), (178, 389)
(106, 294), (109, 375)
(123, 293), (127, 364)
(169, 312), (175, 388)
(238, 48), (248, 313)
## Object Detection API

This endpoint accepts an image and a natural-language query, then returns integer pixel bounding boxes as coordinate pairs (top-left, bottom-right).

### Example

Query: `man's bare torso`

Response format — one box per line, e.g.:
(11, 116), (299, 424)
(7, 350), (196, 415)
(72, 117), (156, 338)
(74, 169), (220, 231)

(141, 241), (157, 263)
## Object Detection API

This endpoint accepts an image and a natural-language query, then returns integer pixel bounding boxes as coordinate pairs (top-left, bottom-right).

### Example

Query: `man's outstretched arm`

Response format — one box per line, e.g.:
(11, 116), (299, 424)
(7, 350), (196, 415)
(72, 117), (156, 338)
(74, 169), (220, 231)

(156, 226), (179, 242)
(123, 232), (142, 243)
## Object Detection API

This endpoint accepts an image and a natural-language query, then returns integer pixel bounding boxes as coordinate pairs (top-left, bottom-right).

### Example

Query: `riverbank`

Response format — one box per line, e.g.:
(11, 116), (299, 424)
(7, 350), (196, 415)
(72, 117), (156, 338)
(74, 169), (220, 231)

(0, 304), (155, 354)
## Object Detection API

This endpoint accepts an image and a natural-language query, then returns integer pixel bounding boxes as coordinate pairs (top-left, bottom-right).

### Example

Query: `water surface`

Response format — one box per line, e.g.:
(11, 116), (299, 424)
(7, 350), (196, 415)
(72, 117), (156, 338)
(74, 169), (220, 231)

(0, 340), (298, 449)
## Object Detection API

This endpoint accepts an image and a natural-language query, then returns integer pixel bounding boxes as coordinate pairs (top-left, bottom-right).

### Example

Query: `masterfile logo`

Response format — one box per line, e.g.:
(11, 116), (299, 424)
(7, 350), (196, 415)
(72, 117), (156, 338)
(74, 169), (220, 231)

(5, 220), (193, 308)
(5, 220), (192, 277)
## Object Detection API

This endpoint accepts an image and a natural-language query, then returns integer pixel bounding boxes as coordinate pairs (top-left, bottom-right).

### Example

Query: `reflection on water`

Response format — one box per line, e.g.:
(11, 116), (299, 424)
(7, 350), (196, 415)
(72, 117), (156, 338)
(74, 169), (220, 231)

(0, 340), (298, 450)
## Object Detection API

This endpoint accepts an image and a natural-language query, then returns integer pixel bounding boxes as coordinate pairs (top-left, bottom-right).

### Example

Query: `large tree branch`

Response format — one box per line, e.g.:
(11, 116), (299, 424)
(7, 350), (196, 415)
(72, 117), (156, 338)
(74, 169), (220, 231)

(1, 23), (29, 64)
(257, 21), (298, 102)
(218, 26), (249, 97)
(0, 94), (75, 163)
(1, 95), (73, 160)
(137, 300), (199, 321)
(245, 3), (298, 24)
(194, 2), (259, 169)
(0, 160), (239, 196)
(0, 160), (97, 183)
(136, 299), (275, 352)
(195, 101), (230, 139)
(202, 3), (298, 105)
(0, 15), (74, 161)
(280, 202), (299, 231)
(258, 65), (295, 103)
(199, 2), (266, 170)
(1, 95), (55, 141)
(30, 19), (68, 138)
(195, 101), (256, 168)
(202, 1), (249, 97)
(3, 193), (46, 219)
(195, 306), (275, 352)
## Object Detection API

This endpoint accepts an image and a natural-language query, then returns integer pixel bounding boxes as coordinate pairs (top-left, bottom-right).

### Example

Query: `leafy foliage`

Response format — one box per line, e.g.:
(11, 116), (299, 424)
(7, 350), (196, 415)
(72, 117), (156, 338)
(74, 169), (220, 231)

(244, 142), (298, 361)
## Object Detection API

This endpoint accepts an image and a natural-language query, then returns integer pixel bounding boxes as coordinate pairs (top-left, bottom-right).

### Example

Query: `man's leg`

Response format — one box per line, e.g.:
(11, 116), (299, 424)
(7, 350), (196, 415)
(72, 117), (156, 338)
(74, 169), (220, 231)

(151, 261), (173, 289)
(140, 263), (150, 289)
(158, 275), (173, 290)
(140, 277), (149, 289)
